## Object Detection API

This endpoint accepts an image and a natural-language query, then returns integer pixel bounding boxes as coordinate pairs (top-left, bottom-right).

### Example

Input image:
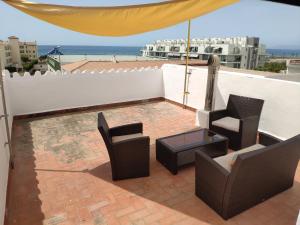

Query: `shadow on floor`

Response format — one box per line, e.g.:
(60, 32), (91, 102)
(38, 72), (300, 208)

(88, 150), (300, 225)
(6, 121), (45, 225)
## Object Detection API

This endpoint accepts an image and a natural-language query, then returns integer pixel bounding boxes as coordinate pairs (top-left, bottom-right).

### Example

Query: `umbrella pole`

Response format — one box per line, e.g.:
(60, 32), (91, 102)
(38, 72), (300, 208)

(183, 19), (191, 108)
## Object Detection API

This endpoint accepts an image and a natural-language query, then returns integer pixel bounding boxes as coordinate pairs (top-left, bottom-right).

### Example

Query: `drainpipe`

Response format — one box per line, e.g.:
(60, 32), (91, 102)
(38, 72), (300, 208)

(0, 59), (14, 169)
(204, 55), (220, 111)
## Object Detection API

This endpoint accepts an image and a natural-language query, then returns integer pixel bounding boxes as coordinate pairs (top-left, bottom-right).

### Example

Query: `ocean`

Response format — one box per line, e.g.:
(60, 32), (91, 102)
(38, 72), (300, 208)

(38, 45), (142, 56)
(266, 49), (300, 57)
(38, 45), (300, 60)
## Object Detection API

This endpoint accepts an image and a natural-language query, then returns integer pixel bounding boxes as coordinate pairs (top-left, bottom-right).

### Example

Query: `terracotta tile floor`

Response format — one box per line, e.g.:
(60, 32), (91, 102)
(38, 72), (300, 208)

(6, 101), (300, 225)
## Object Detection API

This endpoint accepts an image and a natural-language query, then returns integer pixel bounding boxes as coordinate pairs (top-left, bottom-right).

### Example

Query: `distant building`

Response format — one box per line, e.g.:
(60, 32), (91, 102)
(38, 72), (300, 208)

(0, 36), (38, 70)
(286, 59), (300, 74)
(141, 36), (268, 70)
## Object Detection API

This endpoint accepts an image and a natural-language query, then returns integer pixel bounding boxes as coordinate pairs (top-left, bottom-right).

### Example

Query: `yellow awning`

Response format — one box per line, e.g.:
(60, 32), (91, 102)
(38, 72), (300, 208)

(4, 0), (239, 36)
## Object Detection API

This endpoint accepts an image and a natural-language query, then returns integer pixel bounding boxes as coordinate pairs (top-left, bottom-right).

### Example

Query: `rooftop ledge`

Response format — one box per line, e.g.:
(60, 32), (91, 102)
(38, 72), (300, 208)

(4, 63), (300, 139)
(0, 63), (299, 225)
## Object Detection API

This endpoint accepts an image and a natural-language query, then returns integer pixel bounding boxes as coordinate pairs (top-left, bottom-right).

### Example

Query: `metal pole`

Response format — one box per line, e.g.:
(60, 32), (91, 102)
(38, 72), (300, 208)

(0, 58), (14, 169)
(183, 19), (191, 108)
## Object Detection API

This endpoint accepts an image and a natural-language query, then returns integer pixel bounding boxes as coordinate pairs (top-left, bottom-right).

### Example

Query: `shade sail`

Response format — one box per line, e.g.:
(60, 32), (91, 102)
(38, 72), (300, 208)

(264, 0), (300, 6)
(3, 0), (239, 36)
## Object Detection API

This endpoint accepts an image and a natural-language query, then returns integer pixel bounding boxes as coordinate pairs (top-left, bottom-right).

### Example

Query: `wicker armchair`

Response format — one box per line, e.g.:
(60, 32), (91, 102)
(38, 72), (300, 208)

(195, 133), (300, 219)
(97, 112), (150, 180)
(209, 94), (264, 150)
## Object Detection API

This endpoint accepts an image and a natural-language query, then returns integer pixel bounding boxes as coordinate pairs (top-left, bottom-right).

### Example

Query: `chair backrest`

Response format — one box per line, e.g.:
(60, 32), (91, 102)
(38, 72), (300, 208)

(98, 112), (112, 150)
(226, 94), (264, 119)
(222, 134), (300, 218)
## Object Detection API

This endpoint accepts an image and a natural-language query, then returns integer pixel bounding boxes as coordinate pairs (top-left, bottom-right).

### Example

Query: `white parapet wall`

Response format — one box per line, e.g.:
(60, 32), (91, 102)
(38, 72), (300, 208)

(162, 64), (208, 110)
(214, 70), (300, 139)
(1, 64), (300, 225)
(0, 71), (13, 225)
(6, 68), (164, 116)
(162, 64), (300, 139)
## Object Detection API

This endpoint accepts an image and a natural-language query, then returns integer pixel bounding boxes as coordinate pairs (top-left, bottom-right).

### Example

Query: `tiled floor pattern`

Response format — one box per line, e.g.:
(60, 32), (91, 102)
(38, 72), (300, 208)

(6, 101), (300, 225)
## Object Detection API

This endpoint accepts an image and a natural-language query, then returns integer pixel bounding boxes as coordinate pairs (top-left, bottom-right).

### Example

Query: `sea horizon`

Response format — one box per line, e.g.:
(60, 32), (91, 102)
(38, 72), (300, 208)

(38, 45), (300, 58)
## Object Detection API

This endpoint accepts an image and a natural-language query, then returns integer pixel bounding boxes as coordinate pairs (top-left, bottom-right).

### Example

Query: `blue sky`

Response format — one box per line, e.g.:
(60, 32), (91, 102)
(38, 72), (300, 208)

(0, 0), (299, 49)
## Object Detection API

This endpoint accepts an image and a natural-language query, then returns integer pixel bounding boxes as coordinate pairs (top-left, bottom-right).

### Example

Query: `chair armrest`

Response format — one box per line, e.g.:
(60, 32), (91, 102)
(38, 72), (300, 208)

(112, 136), (150, 152)
(195, 150), (230, 185)
(239, 115), (260, 147)
(195, 150), (230, 214)
(110, 123), (143, 136)
(209, 109), (228, 127)
(112, 136), (150, 180)
(259, 132), (282, 146)
(240, 115), (260, 133)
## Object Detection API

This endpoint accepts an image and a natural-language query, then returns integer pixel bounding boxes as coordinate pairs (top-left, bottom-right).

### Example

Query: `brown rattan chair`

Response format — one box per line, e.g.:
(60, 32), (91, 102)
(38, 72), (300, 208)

(209, 94), (264, 150)
(195, 132), (300, 219)
(97, 112), (150, 180)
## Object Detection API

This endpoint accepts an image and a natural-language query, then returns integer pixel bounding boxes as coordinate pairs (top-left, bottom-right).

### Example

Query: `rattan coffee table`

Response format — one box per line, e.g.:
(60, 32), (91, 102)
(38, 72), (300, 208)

(156, 128), (228, 174)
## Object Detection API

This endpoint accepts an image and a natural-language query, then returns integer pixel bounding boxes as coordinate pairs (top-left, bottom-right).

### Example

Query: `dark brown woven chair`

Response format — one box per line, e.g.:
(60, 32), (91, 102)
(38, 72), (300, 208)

(209, 94), (264, 150)
(195, 132), (300, 220)
(97, 112), (150, 180)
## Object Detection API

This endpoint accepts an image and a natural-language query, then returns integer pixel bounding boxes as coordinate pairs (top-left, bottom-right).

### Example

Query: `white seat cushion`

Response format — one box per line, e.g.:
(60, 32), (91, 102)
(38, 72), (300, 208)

(212, 117), (240, 132)
(112, 133), (144, 143)
(214, 144), (265, 172)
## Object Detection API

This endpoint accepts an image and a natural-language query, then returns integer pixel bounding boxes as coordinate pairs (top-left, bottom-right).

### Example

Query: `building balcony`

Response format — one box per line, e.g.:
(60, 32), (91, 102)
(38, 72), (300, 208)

(1, 64), (300, 225)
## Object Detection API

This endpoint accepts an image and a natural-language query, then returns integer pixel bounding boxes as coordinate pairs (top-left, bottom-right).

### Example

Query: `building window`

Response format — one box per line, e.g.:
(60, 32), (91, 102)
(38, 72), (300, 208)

(157, 46), (165, 51)
(170, 46), (180, 52)
(190, 47), (198, 53)
(213, 47), (222, 54)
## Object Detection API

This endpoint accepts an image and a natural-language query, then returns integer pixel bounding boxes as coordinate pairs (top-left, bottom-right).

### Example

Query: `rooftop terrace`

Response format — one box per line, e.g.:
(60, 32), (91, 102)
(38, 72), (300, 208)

(6, 100), (300, 225)
(1, 64), (300, 225)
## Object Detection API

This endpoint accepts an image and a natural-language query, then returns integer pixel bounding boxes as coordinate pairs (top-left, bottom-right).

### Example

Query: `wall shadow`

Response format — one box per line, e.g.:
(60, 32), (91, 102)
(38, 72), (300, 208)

(5, 119), (44, 225)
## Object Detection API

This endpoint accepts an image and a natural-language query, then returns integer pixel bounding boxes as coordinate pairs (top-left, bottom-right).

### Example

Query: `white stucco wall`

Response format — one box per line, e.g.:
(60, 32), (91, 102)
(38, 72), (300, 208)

(6, 68), (164, 116)
(1, 65), (300, 225)
(0, 117), (9, 225)
(268, 74), (300, 83)
(162, 64), (208, 110)
(214, 71), (300, 139)
(0, 71), (13, 225)
(162, 65), (300, 139)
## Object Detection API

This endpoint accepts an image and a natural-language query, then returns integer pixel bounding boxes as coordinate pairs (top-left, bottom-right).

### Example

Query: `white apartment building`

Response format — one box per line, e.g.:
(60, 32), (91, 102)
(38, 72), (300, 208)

(0, 36), (38, 69)
(141, 37), (268, 69)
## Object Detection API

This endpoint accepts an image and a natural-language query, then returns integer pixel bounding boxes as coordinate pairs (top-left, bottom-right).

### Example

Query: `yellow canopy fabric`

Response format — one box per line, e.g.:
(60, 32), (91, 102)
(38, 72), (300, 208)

(4, 0), (239, 36)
